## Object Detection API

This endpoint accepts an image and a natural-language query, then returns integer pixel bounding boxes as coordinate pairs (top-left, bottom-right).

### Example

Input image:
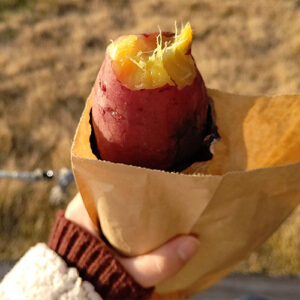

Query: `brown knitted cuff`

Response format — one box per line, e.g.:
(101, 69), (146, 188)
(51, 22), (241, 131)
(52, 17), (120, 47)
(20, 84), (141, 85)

(48, 210), (154, 300)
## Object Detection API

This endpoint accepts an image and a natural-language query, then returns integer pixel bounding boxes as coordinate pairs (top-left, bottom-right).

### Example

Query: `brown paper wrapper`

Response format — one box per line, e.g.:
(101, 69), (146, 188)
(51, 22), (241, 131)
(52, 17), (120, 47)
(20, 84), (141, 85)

(71, 88), (300, 294)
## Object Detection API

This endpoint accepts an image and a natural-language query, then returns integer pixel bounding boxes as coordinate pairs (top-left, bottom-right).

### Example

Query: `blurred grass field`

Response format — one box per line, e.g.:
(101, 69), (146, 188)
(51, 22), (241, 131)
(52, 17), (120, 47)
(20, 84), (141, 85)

(0, 0), (299, 276)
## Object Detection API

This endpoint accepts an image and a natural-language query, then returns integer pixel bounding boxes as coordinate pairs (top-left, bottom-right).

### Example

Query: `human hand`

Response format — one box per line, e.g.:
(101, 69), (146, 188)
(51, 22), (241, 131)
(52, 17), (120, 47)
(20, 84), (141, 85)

(65, 193), (199, 298)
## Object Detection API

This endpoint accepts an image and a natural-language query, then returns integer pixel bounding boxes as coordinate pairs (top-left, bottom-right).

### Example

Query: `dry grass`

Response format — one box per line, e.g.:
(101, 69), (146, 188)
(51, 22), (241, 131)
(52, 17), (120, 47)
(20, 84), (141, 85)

(0, 0), (299, 276)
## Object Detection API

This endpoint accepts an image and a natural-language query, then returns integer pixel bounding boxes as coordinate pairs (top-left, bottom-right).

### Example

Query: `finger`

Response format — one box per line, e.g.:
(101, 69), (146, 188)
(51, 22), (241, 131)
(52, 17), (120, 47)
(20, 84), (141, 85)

(65, 193), (98, 236)
(118, 235), (199, 287)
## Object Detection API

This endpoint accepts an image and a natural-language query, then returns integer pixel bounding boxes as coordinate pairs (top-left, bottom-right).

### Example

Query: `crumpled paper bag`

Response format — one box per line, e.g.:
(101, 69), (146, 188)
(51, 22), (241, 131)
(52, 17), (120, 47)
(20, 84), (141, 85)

(71, 88), (300, 293)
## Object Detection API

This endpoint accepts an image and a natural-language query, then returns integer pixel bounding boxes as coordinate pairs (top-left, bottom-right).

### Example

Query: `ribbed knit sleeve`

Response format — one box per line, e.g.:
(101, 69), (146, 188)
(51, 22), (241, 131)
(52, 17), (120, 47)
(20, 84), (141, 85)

(48, 210), (154, 300)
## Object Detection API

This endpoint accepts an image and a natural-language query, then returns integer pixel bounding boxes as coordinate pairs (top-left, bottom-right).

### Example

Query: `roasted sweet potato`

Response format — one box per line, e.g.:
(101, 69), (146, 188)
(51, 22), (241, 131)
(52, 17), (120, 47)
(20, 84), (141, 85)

(92, 24), (209, 170)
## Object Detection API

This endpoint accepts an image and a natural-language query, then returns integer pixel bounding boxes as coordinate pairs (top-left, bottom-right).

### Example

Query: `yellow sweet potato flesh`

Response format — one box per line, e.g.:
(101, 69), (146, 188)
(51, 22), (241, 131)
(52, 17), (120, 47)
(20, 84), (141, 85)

(107, 23), (196, 90)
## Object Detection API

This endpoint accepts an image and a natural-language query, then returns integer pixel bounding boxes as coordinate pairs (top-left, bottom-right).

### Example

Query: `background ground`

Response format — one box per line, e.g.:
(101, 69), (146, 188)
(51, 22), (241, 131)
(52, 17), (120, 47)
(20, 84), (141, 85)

(0, 0), (299, 279)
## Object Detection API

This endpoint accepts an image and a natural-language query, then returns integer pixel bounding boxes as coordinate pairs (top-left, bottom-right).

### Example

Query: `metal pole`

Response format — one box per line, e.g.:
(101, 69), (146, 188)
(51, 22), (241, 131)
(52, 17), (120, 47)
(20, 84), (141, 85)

(0, 168), (74, 205)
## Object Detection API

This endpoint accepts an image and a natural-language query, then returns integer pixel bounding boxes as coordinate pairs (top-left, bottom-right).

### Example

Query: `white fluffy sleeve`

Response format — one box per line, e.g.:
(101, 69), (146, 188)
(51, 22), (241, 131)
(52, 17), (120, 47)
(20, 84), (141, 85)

(0, 243), (102, 300)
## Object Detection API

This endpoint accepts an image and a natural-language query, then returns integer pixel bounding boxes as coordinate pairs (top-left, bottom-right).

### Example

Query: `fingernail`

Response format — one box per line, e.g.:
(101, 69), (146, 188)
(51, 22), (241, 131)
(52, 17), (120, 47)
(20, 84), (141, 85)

(177, 237), (199, 262)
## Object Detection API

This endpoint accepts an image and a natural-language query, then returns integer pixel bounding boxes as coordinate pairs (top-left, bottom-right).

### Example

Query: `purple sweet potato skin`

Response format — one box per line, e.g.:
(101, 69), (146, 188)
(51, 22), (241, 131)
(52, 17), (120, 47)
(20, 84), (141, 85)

(92, 45), (209, 170)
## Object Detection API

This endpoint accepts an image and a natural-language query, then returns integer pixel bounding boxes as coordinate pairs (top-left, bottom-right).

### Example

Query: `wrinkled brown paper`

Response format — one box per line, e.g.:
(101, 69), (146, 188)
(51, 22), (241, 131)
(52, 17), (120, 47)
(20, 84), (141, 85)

(71, 88), (300, 293)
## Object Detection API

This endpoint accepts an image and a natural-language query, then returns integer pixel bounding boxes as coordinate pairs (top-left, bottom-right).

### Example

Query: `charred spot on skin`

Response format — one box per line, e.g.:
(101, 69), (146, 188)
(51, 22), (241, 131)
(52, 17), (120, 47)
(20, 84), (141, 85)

(101, 83), (107, 92)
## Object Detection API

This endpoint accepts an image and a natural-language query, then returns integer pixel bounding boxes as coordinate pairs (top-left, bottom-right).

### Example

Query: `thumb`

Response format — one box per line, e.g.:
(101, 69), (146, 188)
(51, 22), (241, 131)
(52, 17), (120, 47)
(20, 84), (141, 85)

(117, 235), (199, 287)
